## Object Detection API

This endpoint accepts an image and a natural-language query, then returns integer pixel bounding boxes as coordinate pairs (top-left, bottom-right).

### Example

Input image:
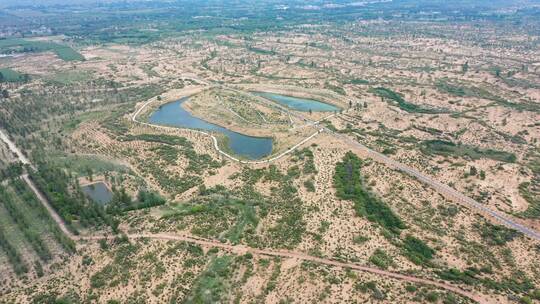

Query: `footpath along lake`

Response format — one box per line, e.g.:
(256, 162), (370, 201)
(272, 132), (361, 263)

(149, 98), (273, 160)
(254, 92), (340, 112)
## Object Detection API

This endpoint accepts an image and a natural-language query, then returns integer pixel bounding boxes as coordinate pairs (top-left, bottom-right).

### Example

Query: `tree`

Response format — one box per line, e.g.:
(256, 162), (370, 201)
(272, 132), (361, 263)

(494, 68), (501, 78)
(86, 167), (93, 181)
(469, 166), (477, 176)
(462, 61), (469, 74)
(0, 72), (4, 83)
(1, 89), (9, 99)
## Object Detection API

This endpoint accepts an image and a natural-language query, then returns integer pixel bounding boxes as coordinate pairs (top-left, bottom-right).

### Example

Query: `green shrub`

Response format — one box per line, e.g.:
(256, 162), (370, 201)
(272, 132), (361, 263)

(402, 235), (435, 265)
(334, 152), (405, 233)
(369, 87), (450, 114)
(369, 249), (394, 269)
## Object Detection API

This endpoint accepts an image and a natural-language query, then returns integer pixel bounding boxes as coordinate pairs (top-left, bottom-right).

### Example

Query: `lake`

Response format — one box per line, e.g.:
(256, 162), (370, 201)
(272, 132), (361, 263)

(82, 182), (113, 205)
(148, 98), (273, 160)
(254, 92), (340, 112)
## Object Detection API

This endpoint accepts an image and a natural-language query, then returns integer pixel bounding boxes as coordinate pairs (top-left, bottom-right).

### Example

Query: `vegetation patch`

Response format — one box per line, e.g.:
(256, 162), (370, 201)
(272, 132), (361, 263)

(162, 186), (260, 244)
(0, 225), (28, 275)
(334, 151), (405, 233)
(369, 87), (451, 114)
(0, 68), (29, 82)
(519, 150), (540, 218)
(369, 248), (395, 269)
(401, 235), (435, 266)
(436, 79), (540, 113)
(476, 222), (521, 246)
(29, 163), (118, 234)
(0, 38), (84, 61)
(0, 38), (82, 60)
(45, 70), (93, 85)
(0, 185), (52, 261)
(437, 267), (535, 295)
(184, 255), (233, 303)
(421, 140), (516, 163)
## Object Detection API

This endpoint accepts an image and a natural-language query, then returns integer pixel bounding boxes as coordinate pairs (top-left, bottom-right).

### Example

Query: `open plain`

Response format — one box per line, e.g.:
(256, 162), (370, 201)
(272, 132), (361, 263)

(0, 1), (540, 303)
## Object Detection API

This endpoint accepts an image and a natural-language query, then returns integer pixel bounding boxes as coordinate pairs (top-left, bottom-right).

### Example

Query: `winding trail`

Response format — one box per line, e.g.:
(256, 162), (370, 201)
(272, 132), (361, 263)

(3, 84), (537, 302)
(130, 89), (540, 242)
(1, 129), (486, 303)
(79, 233), (484, 303)
(130, 90), (325, 164)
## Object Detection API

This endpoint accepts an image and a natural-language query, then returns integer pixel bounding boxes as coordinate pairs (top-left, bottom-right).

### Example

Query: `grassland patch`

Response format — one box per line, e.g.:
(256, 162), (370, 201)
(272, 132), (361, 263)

(333, 151), (405, 233)
(370, 87), (451, 114)
(0, 68), (28, 82)
(0, 38), (84, 61)
(421, 140), (516, 163)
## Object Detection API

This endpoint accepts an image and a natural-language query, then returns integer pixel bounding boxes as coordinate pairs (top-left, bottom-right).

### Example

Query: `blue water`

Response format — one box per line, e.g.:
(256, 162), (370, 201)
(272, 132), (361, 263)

(82, 182), (113, 205)
(149, 98), (273, 160)
(254, 92), (340, 112)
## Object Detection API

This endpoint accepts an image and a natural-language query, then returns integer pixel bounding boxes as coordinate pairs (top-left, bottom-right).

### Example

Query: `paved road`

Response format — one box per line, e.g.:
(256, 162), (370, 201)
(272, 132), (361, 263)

(335, 131), (540, 242)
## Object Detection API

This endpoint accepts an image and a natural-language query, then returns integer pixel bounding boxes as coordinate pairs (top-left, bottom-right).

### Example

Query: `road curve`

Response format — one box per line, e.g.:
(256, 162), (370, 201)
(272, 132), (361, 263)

(1, 127), (487, 303)
(79, 233), (485, 303)
(130, 89), (325, 165)
(0, 92), (526, 302)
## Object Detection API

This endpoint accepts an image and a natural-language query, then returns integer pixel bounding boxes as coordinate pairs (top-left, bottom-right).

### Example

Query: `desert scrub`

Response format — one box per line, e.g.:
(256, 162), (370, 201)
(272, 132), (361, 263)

(401, 235), (435, 266)
(475, 222), (521, 246)
(333, 151), (405, 233)
(90, 242), (141, 288)
(421, 140), (516, 163)
(369, 87), (450, 114)
(184, 255), (233, 303)
(369, 248), (395, 269)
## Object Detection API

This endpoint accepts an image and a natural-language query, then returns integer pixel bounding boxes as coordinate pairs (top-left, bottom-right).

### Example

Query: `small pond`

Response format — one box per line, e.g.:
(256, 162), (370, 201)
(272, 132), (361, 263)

(148, 98), (273, 160)
(82, 182), (113, 205)
(254, 92), (340, 112)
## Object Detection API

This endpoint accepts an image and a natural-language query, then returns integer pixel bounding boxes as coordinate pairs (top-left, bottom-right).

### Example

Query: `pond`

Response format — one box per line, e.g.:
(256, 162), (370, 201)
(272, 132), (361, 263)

(82, 182), (113, 205)
(254, 92), (340, 112)
(148, 98), (273, 160)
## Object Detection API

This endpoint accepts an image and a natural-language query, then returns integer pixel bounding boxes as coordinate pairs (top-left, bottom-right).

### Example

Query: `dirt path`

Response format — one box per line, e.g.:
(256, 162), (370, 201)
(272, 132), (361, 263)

(0, 129), (32, 167)
(17, 173), (489, 303)
(21, 174), (74, 238)
(1, 129), (487, 303)
(130, 88), (325, 164)
(78, 232), (485, 303)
